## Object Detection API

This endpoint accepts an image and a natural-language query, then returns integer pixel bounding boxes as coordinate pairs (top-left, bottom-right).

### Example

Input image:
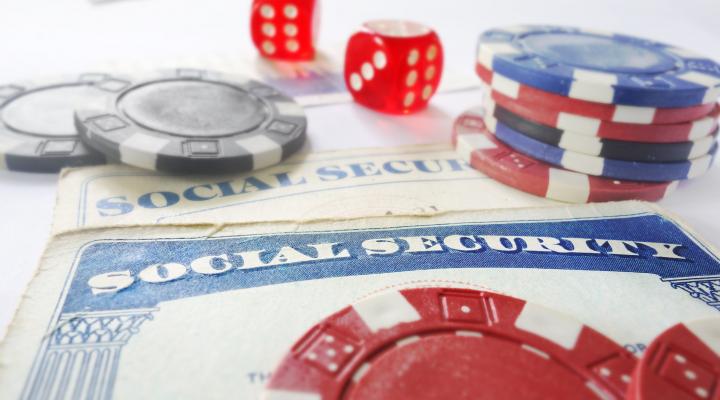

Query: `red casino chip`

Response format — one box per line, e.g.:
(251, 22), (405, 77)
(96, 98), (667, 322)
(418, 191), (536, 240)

(476, 63), (718, 125)
(451, 107), (677, 203)
(486, 89), (720, 143)
(627, 318), (720, 400)
(263, 287), (636, 400)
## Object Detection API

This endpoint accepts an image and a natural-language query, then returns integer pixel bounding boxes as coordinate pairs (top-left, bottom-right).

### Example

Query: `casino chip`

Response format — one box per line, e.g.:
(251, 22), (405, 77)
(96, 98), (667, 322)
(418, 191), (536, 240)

(485, 91), (720, 143)
(476, 64), (718, 125)
(492, 103), (718, 163)
(453, 108), (677, 203)
(0, 74), (130, 172)
(627, 318), (720, 400)
(486, 115), (717, 182)
(264, 287), (636, 400)
(75, 69), (307, 174)
(477, 25), (720, 108)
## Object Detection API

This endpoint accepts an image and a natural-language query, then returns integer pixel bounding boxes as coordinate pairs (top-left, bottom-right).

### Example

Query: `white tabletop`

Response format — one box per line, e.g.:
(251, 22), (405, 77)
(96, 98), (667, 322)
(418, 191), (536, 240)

(1, 0), (719, 339)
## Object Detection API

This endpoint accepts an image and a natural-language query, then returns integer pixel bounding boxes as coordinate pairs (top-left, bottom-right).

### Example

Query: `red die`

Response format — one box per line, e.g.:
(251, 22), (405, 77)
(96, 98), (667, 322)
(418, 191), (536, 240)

(250, 0), (320, 60)
(344, 20), (443, 114)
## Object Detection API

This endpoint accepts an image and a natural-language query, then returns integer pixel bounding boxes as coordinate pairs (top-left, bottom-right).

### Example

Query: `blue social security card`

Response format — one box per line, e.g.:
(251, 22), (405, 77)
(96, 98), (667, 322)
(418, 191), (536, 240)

(1, 201), (719, 399)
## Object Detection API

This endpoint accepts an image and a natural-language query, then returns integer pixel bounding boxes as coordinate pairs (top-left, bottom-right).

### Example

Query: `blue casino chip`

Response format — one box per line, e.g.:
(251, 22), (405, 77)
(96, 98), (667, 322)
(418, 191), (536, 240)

(476, 26), (720, 108)
(484, 116), (717, 182)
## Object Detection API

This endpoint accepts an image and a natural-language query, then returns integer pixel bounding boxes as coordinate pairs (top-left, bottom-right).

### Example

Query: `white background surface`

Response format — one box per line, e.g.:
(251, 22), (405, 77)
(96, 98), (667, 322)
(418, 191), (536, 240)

(0, 0), (719, 340)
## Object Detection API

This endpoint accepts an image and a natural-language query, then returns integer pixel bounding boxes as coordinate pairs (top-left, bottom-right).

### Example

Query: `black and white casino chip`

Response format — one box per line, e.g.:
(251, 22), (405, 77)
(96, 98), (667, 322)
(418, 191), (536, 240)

(0, 74), (131, 173)
(75, 69), (307, 174)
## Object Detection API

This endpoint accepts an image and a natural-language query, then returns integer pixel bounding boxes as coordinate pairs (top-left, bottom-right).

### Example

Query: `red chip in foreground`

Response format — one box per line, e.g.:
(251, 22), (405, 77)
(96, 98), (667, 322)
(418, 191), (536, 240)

(264, 287), (635, 399)
(452, 107), (678, 203)
(627, 318), (720, 400)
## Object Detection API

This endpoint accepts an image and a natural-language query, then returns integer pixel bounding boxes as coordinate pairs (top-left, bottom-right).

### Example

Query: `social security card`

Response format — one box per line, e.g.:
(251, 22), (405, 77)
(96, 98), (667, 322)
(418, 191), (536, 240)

(51, 144), (557, 233)
(1, 201), (719, 399)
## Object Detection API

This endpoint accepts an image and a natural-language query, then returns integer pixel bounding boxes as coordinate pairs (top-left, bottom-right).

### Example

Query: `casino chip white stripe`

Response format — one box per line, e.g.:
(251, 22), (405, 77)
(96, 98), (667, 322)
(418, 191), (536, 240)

(455, 132), (494, 164)
(237, 135), (282, 169)
(275, 101), (305, 117)
(557, 113), (602, 136)
(558, 133), (603, 155)
(119, 133), (169, 171)
(546, 169), (592, 203)
(490, 73), (520, 99)
(569, 69), (617, 103)
(561, 150), (605, 175)
(689, 136), (718, 158)
(514, 302), (583, 350)
(352, 290), (421, 332)
(688, 116), (716, 139)
(612, 105), (655, 124)
(687, 156), (713, 179)
(557, 113), (600, 136)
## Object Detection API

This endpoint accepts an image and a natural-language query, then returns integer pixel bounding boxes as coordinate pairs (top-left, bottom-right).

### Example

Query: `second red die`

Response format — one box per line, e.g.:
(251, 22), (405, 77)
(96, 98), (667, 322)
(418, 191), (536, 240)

(344, 20), (443, 114)
(250, 0), (320, 60)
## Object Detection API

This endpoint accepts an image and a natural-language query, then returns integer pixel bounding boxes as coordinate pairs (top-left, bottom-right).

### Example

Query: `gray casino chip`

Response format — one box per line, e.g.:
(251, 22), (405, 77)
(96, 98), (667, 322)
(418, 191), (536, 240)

(75, 69), (307, 174)
(0, 73), (131, 173)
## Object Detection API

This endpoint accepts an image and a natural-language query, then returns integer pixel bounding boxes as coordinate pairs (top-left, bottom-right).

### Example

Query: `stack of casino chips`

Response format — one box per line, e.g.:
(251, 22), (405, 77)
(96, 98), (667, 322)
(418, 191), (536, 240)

(453, 25), (720, 203)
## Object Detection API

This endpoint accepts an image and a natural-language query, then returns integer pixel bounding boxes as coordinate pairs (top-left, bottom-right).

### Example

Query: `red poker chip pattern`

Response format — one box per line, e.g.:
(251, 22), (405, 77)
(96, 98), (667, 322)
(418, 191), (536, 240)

(487, 89), (720, 143)
(264, 287), (636, 400)
(452, 108), (677, 203)
(627, 318), (720, 400)
(476, 63), (719, 125)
